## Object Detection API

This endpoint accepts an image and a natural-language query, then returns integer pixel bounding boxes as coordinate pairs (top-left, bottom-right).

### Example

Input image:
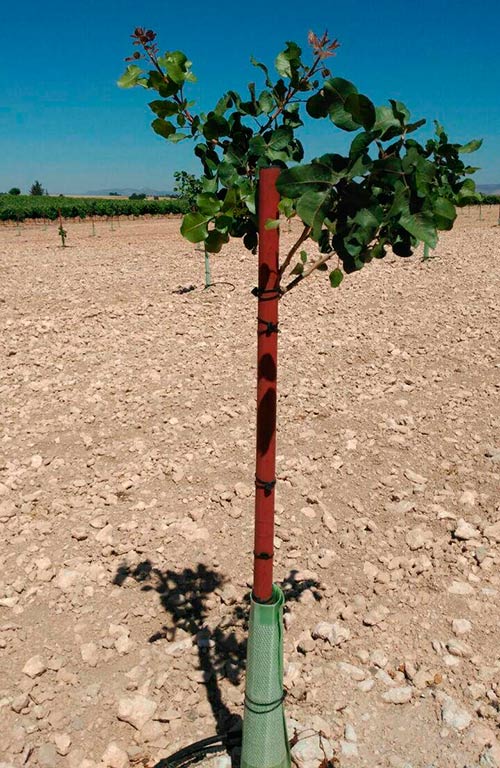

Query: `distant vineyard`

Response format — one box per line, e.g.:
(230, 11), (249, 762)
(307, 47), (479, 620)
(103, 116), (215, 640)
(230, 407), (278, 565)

(0, 195), (188, 222)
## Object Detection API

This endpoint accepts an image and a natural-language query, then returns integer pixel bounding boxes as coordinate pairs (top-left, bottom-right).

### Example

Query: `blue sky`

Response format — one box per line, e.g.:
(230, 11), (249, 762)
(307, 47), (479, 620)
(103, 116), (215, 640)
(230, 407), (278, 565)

(1, 0), (499, 193)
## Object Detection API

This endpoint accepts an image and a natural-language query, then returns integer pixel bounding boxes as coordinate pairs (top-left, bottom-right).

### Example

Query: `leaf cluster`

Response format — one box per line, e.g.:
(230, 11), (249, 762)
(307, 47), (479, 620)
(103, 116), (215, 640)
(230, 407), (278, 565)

(119, 31), (482, 291)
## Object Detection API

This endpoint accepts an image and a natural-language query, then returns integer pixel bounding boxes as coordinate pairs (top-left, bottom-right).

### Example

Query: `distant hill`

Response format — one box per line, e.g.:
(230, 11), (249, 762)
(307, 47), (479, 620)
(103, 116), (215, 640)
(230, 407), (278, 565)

(477, 184), (500, 195)
(83, 187), (173, 197)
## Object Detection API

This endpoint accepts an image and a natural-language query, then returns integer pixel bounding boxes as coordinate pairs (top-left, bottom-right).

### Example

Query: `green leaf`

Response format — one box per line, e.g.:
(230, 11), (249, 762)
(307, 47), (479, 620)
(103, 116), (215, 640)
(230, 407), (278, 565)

(390, 99), (411, 125)
(306, 92), (329, 119)
(275, 41), (302, 79)
(196, 193), (222, 216)
(180, 212), (212, 243)
(290, 262), (304, 275)
(433, 196), (456, 229)
(250, 55), (273, 88)
(268, 126), (293, 151)
(458, 139), (482, 154)
(203, 114), (229, 141)
(329, 268), (344, 287)
(205, 229), (230, 253)
(277, 162), (343, 198)
(300, 250), (308, 263)
(265, 218), (280, 230)
(296, 190), (329, 239)
(278, 197), (295, 218)
(151, 118), (176, 139)
(258, 91), (275, 114)
(373, 105), (402, 140)
(158, 50), (193, 85)
(149, 100), (179, 118)
(399, 211), (437, 248)
(345, 94), (376, 130)
(117, 65), (145, 89)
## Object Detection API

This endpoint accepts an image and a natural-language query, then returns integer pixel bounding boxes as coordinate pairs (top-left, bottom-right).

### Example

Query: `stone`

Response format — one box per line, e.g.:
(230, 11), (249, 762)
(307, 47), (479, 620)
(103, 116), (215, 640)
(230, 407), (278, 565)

(22, 655), (46, 678)
(483, 521), (500, 543)
(459, 489), (476, 506)
(439, 693), (472, 731)
(117, 695), (157, 731)
(311, 621), (350, 646)
(54, 733), (72, 756)
(55, 569), (79, 592)
(405, 527), (432, 550)
(297, 632), (315, 655)
(38, 743), (57, 768)
(337, 662), (366, 682)
(81, 642), (99, 667)
(448, 580), (474, 595)
(382, 686), (413, 704)
(404, 469), (427, 485)
(101, 742), (130, 768)
(341, 741), (359, 757)
(452, 618), (472, 636)
(453, 518), (480, 540)
(322, 512), (337, 533)
(363, 605), (389, 626)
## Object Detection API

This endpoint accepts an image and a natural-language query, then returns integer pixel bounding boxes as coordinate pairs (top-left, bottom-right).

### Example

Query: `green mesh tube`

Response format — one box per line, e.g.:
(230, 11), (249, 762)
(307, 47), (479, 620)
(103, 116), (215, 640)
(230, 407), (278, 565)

(241, 585), (290, 768)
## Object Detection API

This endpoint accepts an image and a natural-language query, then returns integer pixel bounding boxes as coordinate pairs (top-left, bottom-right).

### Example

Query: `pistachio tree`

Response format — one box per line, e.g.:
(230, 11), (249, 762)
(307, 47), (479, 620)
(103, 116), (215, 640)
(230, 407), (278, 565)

(119, 29), (480, 290)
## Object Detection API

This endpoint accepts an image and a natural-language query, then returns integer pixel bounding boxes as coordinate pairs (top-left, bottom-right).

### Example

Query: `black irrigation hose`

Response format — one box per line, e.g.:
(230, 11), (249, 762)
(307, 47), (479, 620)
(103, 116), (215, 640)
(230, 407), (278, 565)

(163, 731), (242, 768)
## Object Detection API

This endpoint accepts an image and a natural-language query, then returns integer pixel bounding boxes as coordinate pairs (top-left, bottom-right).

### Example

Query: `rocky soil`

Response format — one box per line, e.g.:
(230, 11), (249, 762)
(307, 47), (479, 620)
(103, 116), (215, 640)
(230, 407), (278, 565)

(0, 207), (499, 768)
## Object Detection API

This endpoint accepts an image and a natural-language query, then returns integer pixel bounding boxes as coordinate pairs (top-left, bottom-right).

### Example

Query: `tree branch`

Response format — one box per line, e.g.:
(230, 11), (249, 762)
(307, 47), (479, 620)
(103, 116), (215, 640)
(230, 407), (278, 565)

(279, 225), (311, 277)
(281, 251), (335, 294)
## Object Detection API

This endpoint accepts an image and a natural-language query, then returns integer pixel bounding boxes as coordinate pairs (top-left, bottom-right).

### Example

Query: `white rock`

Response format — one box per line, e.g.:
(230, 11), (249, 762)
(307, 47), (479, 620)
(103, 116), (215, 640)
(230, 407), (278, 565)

(22, 655), (46, 678)
(453, 518), (480, 540)
(30, 454), (43, 469)
(117, 695), (157, 730)
(459, 489), (476, 506)
(80, 642), (99, 667)
(439, 693), (472, 731)
(448, 580), (474, 595)
(0, 501), (16, 520)
(55, 569), (79, 592)
(54, 733), (71, 756)
(101, 742), (130, 768)
(405, 527), (432, 550)
(452, 618), (472, 636)
(95, 524), (115, 545)
(483, 521), (500, 543)
(363, 605), (389, 626)
(322, 512), (337, 533)
(311, 621), (350, 646)
(404, 469), (427, 485)
(382, 686), (413, 704)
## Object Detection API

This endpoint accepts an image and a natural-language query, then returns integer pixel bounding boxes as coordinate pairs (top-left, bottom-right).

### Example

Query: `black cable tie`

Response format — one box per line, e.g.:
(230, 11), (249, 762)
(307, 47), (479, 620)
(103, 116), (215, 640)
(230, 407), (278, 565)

(255, 476), (276, 495)
(258, 318), (279, 336)
(244, 691), (287, 715)
(251, 286), (282, 302)
(253, 551), (273, 560)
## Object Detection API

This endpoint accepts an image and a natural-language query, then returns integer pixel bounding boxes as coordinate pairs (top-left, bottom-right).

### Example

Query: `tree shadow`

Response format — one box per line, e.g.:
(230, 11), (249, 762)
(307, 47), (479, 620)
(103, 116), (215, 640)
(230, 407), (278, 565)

(113, 562), (322, 743)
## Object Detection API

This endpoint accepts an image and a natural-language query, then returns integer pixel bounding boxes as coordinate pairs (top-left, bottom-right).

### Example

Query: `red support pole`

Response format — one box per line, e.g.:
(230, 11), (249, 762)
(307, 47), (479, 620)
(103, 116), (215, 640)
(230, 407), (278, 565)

(252, 167), (281, 603)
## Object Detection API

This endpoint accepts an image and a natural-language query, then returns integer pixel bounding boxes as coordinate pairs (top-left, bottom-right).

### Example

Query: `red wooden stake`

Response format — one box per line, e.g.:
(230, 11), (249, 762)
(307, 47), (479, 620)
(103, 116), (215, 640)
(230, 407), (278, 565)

(252, 167), (281, 603)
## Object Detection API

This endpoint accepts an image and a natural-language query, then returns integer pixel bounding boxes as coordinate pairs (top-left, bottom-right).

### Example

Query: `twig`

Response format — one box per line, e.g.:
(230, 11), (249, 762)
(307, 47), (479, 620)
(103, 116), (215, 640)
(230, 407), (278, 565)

(279, 225), (311, 277)
(281, 251), (334, 294)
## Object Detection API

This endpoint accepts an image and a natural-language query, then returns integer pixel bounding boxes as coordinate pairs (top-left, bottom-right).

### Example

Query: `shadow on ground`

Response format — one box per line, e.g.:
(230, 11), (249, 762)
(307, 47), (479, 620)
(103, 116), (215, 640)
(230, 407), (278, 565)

(113, 560), (322, 752)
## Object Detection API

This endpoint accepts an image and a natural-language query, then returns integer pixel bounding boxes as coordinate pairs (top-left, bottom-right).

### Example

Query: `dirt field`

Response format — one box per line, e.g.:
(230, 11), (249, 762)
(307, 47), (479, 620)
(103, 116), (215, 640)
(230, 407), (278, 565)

(0, 208), (499, 768)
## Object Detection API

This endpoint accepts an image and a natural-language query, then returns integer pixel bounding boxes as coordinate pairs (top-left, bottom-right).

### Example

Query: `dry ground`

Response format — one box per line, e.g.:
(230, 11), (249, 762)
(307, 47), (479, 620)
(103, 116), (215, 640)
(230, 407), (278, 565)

(0, 208), (499, 768)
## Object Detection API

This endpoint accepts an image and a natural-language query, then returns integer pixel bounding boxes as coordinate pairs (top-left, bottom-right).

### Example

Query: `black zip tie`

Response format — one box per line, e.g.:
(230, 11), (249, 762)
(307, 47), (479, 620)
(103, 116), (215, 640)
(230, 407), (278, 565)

(258, 318), (279, 336)
(244, 691), (286, 715)
(255, 476), (276, 494)
(253, 551), (273, 560)
(251, 286), (282, 301)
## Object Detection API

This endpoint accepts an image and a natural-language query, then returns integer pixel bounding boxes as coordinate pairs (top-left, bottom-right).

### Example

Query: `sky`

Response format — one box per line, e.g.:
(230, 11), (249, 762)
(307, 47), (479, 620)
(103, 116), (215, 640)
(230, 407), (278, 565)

(1, 0), (499, 194)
